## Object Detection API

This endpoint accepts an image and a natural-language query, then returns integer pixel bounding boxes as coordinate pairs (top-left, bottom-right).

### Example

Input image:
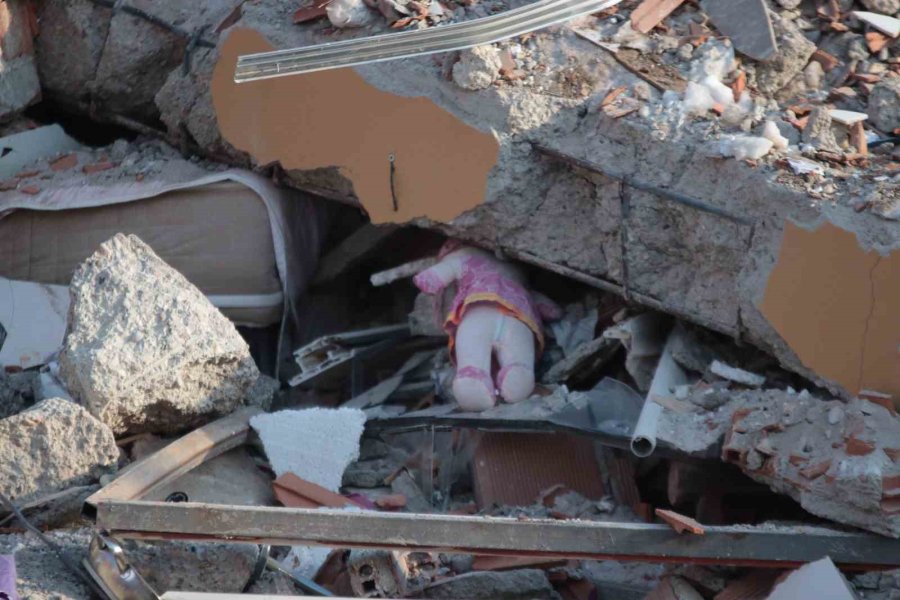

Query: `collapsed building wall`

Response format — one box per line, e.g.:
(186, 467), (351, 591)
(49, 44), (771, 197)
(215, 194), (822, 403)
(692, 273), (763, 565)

(29, 0), (900, 401)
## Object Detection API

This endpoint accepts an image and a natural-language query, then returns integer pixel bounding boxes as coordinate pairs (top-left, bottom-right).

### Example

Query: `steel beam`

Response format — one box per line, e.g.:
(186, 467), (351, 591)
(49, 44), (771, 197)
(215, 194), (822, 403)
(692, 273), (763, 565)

(96, 500), (900, 570)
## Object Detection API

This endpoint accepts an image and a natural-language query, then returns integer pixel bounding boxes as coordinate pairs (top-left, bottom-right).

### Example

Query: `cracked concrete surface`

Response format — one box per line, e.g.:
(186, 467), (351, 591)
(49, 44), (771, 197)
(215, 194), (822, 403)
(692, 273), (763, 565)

(32, 0), (900, 398)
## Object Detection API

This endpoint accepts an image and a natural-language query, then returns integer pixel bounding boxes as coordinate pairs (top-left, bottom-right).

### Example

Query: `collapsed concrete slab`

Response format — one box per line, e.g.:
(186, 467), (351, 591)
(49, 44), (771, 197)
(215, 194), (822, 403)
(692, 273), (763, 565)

(33, 0), (900, 402)
(59, 234), (260, 435)
(0, 398), (118, 504)
(722, 392), (900, 537)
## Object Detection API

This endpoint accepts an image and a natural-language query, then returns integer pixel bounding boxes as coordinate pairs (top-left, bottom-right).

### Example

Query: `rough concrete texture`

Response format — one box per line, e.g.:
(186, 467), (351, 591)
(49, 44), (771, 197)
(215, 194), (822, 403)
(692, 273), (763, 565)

(453, 45), (503, 90)
(0, 398), (118, 504)
(32, 0), (900, 399)
(423, 569), (562, 599)
(722, 392), (900, 537)
(868, 78), (900, 134)
(0, 0), (41, 121)
(0, 371), (38, 420)
(59, 234), (259, 435)
(753, 14), (816, 96)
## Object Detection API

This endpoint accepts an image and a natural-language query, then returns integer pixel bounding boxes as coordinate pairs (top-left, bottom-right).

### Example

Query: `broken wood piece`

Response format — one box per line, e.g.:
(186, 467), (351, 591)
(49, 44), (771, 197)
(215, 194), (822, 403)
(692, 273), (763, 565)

(610, 48), (687, 92)
(655, 508), (705, 535)
(700, 0), (776, 61)
(370, 257), (437, 287)
(273, 472), (358, 509)
(601, 86), (627, 107)
(630, 0), (685, 34)
(84, 407), (262, 517)
(312, 223), (398, 285)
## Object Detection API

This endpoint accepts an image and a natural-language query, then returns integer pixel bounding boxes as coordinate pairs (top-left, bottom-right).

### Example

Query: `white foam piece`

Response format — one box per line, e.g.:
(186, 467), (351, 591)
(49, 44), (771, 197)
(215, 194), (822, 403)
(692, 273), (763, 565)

(710, 359), (766, 387)
(721, 135), (774, 160)
(763, 120), (789, 150)
(251, 407), (367, 492)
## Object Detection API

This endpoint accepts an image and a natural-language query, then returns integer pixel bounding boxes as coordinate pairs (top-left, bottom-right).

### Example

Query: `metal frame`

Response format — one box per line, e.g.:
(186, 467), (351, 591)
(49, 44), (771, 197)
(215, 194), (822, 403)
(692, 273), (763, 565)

(234, 0), (622, 80)
(94, 500), (900, 570)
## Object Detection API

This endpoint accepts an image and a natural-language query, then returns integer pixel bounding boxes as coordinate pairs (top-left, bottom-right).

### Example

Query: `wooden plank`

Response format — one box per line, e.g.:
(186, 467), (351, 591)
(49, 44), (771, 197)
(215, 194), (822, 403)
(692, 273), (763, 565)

(96, 500), (900, 569)
(630, 0), (685, 33)
(84, 408), (261, 515)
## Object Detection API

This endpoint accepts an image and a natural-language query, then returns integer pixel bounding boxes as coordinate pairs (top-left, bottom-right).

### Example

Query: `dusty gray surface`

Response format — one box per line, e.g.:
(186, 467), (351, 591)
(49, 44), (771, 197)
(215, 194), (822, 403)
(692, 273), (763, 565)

(0, 398), (117, 505)
(31, 0), (900, 400)
(423, 569), (562, 599)
(59, 233), (259, 435)
(722, 392), (900, 537)
(0, 371), (39, 420)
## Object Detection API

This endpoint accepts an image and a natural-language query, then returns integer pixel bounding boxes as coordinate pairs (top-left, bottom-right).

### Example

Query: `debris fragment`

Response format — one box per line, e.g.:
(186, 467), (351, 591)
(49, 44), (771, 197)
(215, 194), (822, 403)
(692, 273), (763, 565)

(251, 407), (366, 492)
(0, 398), (118, 504)
(709, 360), (766, 388)
(763, 120), (789, 150)
(851, 11), (900, 38)
(423, 569), (561, 599)
(801, 107), (841, 152)
(273, 472), (358, 509)
(655, 508), (706, 535)
(754, 14), (817, 95)
(767, 557), (858, 600)
(452, 45), (502, 90)
(867, 79), (900, 133)
(701, 0), (777, 61)
(629, 0), (685, 34)
(59, 234), (260, 435)
(327, 0), (377, 27)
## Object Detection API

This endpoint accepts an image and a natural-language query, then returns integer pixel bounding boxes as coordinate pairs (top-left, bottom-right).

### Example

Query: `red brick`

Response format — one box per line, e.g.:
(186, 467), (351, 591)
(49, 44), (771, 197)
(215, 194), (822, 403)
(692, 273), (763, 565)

(799, 460), (831, 480)
(82, 161), (117, 174)
(846, 436), (876, 456)
(49, 153), (77, 171)
(884, 448), (900, 463)
(789, 454), (808, 466)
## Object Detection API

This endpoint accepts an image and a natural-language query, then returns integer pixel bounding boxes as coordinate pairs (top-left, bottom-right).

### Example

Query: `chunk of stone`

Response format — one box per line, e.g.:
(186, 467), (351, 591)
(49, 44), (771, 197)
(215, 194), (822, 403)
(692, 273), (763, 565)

(755, 15), (817, 95)
(452, 45), (502, 90)
(867, 79), (900, 133)
(802, 107), (840, 152)
(722, 393), (900, 537)
(423, 569), (562, 599)
(0, 398), (118, 504)
(59, 234), (259, 435)
(327, 0), (377, 28)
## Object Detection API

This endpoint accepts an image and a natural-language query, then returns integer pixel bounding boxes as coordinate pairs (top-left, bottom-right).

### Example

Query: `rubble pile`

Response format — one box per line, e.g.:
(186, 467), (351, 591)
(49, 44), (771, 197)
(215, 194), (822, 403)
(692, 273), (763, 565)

(0, 0), (898, 598)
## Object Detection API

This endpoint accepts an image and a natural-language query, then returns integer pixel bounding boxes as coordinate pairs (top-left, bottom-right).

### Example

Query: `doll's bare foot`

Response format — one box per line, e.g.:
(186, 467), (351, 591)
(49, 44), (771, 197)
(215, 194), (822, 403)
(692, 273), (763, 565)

(453, 367), (496, 411)
(497, 363), (534, 403)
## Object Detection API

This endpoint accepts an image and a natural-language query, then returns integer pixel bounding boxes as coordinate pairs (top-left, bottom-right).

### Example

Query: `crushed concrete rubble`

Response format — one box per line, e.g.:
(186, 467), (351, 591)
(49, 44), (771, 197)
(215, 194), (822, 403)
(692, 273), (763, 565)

(59, 233), (260, 435)
(723, 393), (900, 537)
(2, 0), (900, 596)
(0, 398), (118, 505)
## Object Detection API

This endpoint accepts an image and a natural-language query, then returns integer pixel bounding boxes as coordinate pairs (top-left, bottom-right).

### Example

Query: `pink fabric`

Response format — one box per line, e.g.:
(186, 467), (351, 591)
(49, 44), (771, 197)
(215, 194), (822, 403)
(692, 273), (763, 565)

(413, 270), (445, 295)
(444, 255), (544, 347)
(456, 366), (496, 394)
(496, 362), (529, 390)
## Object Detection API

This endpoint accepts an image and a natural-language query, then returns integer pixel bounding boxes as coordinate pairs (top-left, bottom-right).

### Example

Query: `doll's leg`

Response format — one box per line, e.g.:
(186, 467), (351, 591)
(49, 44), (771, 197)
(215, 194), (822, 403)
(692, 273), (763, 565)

(452, 306), (497, 412)
(495, 316), (536, 403)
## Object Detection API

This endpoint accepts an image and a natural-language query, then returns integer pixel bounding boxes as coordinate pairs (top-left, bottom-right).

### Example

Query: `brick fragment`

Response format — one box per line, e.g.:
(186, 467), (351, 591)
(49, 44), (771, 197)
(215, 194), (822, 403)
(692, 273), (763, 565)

(82, 161), (117, 174)
(846, 436), (876, 456)
(655, 508), (705, 535)
(799, 460), (831, 480)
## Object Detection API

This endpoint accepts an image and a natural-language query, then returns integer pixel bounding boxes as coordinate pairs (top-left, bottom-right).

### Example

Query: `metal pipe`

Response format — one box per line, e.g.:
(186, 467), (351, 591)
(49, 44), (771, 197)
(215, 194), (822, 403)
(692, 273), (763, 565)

(235, 0), (622, 81)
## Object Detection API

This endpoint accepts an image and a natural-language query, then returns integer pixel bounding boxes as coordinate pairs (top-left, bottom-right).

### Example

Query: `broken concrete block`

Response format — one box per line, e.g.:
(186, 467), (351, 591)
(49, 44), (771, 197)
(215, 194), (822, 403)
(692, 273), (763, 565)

(722, 392), (900, 537)
(754, 14), (816, 95)
(867, 79), (900, 134)
(709, 360), (765, 387)
(423, 569), (562, 599)
(250, 407), (366, 492)
(452, 45), (502, 91)
(59, 234), (259, 435)
(0, 398), (118, 504)
(801, 107), (841, 152)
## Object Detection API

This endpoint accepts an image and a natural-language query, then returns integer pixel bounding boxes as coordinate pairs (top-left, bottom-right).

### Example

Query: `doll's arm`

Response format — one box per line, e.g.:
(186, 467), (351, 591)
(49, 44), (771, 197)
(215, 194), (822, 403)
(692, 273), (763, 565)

(532, 291), (563, 321)
(413, 258), (459, 295)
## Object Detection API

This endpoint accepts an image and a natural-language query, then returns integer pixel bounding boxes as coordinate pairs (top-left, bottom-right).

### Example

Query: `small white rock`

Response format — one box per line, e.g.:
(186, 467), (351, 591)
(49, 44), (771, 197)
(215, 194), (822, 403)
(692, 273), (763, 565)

(829, 109), (868, 125)
(763, 120), (789, 150)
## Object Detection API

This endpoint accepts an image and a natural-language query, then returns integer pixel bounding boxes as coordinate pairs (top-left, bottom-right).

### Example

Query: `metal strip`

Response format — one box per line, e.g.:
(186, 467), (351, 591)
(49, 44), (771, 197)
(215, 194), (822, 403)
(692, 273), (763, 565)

(235, 0), (622, 81)
(96, 500), (900, 569)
